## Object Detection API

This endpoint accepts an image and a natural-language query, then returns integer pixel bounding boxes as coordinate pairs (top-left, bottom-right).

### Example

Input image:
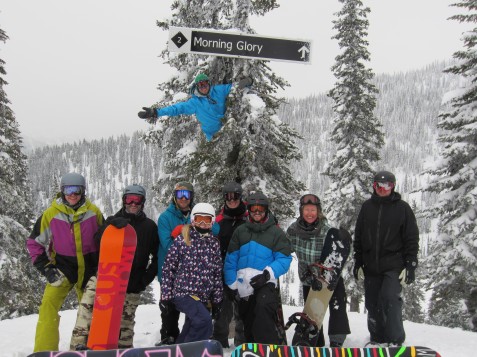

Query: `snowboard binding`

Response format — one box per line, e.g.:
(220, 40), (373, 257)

(285, 312), (319, 346)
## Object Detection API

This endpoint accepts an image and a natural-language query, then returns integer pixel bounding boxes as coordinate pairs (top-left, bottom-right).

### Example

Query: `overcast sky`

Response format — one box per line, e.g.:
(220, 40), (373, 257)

(0, 0), (468, 144)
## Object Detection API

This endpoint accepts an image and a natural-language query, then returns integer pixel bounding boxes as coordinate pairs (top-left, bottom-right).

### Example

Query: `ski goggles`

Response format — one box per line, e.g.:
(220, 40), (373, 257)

(175, 189), (192, 200)
(249, 205), (267, 214)
(197, 80), (210, 89)
(224, 192), (241, 201)
(194, 214), (213, 225)
(373, 181), (394, 191)
(300, 194), (320, 206)
(123, 194), (144, 206)
(62, 185), (84, 196)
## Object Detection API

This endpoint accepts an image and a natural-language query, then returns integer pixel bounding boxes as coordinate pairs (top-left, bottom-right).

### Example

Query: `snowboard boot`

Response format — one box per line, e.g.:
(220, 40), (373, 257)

(155, 336), (176, 346)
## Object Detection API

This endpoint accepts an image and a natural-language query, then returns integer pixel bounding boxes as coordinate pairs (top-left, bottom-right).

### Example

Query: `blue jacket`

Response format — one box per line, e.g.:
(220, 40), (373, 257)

(224, 214), (292, 298)
(157, 202), (220, 282)
(156, 83), (233, 141)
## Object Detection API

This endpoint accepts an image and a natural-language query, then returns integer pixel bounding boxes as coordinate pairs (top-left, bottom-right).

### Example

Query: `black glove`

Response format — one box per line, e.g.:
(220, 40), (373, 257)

(311, 277), (322, 291)
(250, 270), (270, 290)
(44, 265), (64, 286)
(237, 77), (253, 89)
(211, 303), (222, 320)
(138, 107), (157, 119)
(404, 259), (418, 284)
(109, 217), (129, 229)
(159, 300), (174, 315)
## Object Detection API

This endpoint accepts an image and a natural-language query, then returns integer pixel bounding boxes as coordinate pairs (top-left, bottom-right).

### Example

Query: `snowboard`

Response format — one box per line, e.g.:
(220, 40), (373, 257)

(231, 343), (441, 357)
(289, 227), (351, 346)
(27, 339), (223, 357)
(87, 224), (137, 350)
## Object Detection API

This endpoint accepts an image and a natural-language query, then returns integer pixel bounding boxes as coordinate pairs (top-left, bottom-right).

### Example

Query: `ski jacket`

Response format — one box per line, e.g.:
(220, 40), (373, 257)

(26, 196), (104, 289)
(353, 191), (419, 275)
(224, 213), (292, 298)
(216, 201), (247, 261)
(157, 202), (220, 282)
(156, 83), (233, 141)
(161, 227), (223, 304)
(98, 208), (159, 294)
(287, 217), (332, 286)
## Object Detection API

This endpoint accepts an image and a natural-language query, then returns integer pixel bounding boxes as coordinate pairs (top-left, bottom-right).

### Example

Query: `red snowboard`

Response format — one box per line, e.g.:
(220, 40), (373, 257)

(87, 224), (137, 350)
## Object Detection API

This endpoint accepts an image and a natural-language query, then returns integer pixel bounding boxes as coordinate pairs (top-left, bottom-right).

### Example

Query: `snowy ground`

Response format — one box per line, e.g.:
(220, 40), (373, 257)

(0, 301), (476, 357)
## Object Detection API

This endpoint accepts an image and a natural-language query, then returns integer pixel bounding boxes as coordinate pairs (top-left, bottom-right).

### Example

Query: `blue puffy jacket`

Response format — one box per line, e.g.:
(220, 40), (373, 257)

(156, 83), (233, 141)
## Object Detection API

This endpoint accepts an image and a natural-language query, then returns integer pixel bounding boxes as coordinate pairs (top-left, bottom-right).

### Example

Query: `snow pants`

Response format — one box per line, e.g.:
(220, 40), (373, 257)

(173, 296), (213, 343)
(238, 283), (281, 345)
(159, 300), (180, 343)
(364, 270), (405, 344)
(303, 277), (350, 347)
(34, 277), (83, 352)
(212, 287), (245, 347)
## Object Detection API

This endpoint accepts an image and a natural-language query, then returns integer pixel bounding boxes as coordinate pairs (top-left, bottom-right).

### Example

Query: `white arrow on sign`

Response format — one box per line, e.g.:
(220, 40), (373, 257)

(298, 45), (310, 59)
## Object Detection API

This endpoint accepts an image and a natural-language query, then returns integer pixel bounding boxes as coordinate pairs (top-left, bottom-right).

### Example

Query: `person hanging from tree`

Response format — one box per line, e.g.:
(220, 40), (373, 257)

(138, 73), (253, 141)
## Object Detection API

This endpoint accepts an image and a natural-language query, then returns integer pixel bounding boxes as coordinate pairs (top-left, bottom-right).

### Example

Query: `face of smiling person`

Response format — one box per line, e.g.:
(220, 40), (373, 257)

(302, 204), (318, 224)
(65, 193), (81, 206)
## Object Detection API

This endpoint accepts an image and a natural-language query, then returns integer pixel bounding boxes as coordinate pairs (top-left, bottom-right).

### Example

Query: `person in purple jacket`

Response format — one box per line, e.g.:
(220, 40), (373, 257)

(160, 202), (223, 343)
(138, 73), (252, 141)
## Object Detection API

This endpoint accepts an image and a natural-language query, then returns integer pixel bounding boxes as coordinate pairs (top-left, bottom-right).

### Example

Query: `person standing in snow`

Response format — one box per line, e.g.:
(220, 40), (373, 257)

(224, 192), (292, 344)
(138, 73), (252, 141)
(69, 184), (158, 349)
(160, 203), (223, 343)
(353, 170), (419, 346)
(26, 173), (104, 353)
(286, 194), (350, 347)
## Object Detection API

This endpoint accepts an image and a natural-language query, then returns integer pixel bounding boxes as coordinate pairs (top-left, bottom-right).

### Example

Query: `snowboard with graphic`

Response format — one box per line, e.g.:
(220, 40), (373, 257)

(231, 343), (441, 357)
(27, 339), (223, 357)
(87, 224), (137, 350)
(289, 227), (351, 346)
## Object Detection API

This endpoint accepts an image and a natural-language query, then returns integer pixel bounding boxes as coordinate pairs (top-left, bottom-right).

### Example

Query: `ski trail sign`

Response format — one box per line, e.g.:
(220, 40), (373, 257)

(168, 26), (312, 64)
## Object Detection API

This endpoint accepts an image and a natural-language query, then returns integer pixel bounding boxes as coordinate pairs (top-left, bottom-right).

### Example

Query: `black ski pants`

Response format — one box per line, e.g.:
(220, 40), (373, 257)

(303, 277), (350, 347)
(364, 270), (405, 344)
(238, 283), (281, 344)
(212, 287), (245, 347)
(160, 303), (180, 342)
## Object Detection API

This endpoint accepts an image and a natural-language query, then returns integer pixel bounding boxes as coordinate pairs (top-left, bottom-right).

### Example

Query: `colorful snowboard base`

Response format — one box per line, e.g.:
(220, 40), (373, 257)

(87, 224), (137, 350)
(27, 339), (223, 357)
(231, 343), (441, 357)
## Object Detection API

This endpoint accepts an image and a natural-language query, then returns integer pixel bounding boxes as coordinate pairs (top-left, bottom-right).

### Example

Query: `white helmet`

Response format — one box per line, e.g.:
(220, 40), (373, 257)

(191, 203), (216, 227)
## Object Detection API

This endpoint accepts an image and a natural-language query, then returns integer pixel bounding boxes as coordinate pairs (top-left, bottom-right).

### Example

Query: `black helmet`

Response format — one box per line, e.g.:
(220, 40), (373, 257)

(374, 171), (396, 184)
(222, 181), (243, 195)
(299, 193), (322, 211)
(247, 192), (269, 208)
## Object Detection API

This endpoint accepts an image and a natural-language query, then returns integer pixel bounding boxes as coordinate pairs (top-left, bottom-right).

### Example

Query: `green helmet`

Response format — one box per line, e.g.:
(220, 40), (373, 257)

(195, 73), (209, 83)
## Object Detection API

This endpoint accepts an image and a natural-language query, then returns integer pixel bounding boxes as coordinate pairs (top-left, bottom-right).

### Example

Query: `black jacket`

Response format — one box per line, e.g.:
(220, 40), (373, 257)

(96, 208), (159, 293)
(353, 191), (419, 275)
(216, 202), (247, 260)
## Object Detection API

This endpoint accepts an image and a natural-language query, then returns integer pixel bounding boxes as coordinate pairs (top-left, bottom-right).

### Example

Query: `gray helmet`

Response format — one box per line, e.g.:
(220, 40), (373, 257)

(123, 184), (146, 199)
(222, 181), (243, 196)
(247, 192), (269, 208)
(60, 173), (86, 188)
(374, 171), (396, 184)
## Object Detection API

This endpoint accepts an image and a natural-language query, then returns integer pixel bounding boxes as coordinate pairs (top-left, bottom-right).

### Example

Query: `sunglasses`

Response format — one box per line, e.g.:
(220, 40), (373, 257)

(197, 80), (209, 89)
(175, 189), (192, 200)
(194, 214), (213, 225)
(373, 182), (394, 191)
(249, 205), (266, 214)
(124, 194), (144, 206)
(300, 194), (320, 206)
(224, 192), (241, 201)
(63, 185), (84, 196)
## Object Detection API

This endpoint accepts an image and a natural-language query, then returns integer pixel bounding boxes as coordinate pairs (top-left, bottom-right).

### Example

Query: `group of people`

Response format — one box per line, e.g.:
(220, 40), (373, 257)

(26, 169), (419, 353)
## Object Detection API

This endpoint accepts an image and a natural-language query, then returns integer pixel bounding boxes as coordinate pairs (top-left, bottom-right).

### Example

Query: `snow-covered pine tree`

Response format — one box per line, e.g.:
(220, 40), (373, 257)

(142, 0), (304, 219)
(323, 0), (385, 312)
(0, 28), (42, 319)
(422, 0), (477, 331)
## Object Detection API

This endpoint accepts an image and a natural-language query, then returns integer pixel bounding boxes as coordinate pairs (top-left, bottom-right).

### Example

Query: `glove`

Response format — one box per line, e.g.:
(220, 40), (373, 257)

(237, 77), (253, 89)
(171, 224), (184, 239)
(400, 259), (418, 285)
(211, 303), (222, 320)
(311, 277), (322, 291)
(159, 300), (174, 315)
(250, 269), (270, 290)
(353, 262), (364, 281)
(138, 107), (157, 119)
(109, 217), (128, 229)
(44, 265), (65, 287)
